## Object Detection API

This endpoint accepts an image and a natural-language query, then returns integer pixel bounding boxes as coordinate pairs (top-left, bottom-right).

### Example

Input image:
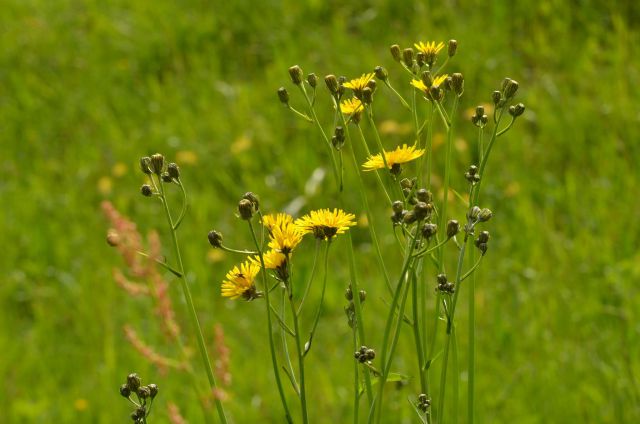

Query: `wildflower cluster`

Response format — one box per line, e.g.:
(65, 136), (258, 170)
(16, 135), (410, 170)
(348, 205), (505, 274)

(119, 373), (158, 423)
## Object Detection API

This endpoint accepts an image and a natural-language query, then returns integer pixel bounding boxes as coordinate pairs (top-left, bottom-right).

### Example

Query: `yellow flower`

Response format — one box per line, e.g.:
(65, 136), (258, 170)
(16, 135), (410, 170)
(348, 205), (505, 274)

(261, 213), (294, 233)
(221, 260), (262, 301)
(362, 144), (425, 171)
(340, 98), (364, 115)
(410, 74), (448, 94)
(260, 249), (288, 270)
(296, 208), (356, 240)
(268, 221), (304, 254)
(414, 41), (445, 57)
(343, 73), (375, 93)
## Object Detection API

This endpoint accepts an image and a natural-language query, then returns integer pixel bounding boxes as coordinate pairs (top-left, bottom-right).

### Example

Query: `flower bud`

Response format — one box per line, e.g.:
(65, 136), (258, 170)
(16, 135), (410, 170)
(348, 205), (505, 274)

(208, 230), (223, 248)
(345, 286), (353, 301)
(140, 184), (153, 197)
(509, 102), (525, 117)
(148, 384), (158, 398)
(374, 66), (388, 81)
(161, 172), (172, 183)
(390, 163), (402, 177)
(400, 178), (414, 189)
(403, 211), (417, 225)
(448, 39), (458, 57)
(436, 273), (447, 285)
(416, 51), (426, 67)
(478, 208), (493, 222)
(446, 219), (460, 238)
(429, 85), (443, 102)
(422, 223), (438, 239)
(150, 153), (165, 175)
(413, 202), (432, 221)
(139, 157), (152, 174)
(359, 290), (366, 303)
(288, 65), (303, 85)
(137, 385), (151, 399)
(390, 44), (402, 62)
(242, 192), (260, 211)
(402, 48), (414, 66)
(238, 199), (254, 220)
(361, 87), (373, 105)
(365, 348), (376, 360)
(477, 242), (488, 255)
(324, 74), (339, 95)
(475, 106), (484, 117)
(467, 206), (481, 221)
(120, 384), (131, 398)
(421, 70), (433, 87)
(416, 188), (432, 203)
(307, 73), (318, 88)
(477, 230), (490, 243)
(503, 78), (519, 98)
(127, 373), (141, 392)
(451, 73), (464, 96)
(277, 87), (289, 104)
(491, 90), (502, 105)
(167, 163), (180, 180)
(392, 200), (404, 214)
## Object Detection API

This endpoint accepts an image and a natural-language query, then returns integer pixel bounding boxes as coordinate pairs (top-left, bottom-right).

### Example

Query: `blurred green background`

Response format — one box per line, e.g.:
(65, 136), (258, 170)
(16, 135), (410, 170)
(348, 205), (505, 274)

(2, 0), (639, 422)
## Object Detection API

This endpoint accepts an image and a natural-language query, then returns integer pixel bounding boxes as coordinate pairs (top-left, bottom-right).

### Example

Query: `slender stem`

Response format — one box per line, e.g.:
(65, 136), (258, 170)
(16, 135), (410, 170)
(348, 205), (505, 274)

(288, 285), (309, 423)
(452, 325), (459, 424)
(356, 124), (392, 205)
(411, 267), (427, 392)
(353, 325), (360, 424)
(383, 80), (412, 110)
(365, 106), (403, 201)
(248, 221), (293, 423)
(297, 240), (321, 314)
(173, 181), (188, 230)
(468, 246), (476, 424)
(305, 241), (331, 356)
(157, 180), (228, 424)
(438, 97), (459, 272)
(219, 245), (258, 255)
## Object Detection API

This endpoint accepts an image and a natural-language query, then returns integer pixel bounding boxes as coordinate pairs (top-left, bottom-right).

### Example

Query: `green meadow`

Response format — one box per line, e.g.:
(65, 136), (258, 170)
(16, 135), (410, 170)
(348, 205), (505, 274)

(2, 0), (639, 422)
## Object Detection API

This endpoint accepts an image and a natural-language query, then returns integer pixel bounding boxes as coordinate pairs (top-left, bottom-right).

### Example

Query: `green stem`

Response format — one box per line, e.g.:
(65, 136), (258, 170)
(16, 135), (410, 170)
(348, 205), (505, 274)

(411, 267), (427, 393)
(297, 240), (321, 314)
(305, 241), (331, 356)
(248, 221), (293, 423)
(288, 286), (309, 424)
(438, 97), (459, 272)
(353, 325), (360, 424)
(468, 246), (476, 424)
(157, 180), (228, 424)
(356, 124), (393, 205)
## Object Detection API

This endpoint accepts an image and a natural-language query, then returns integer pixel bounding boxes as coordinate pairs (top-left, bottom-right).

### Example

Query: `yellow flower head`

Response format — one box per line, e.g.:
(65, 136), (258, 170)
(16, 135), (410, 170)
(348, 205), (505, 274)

(411, 74), (448, 93)
(261, 213), (294, 233)
(268, 221), (304, 254)
(414, 41), (445, 66)
(259, 249), (288, 270)
(362, 144), (426, 172)
(221, 260), (262, 301)
(340, 98), (364, 115)
(296, 208), (356, 240)
(343, 73), (375, 98)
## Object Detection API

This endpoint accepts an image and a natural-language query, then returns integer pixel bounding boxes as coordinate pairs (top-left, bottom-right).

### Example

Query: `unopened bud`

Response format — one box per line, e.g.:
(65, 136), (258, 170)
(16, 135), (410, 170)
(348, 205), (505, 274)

(422, 223), (438, 239)
(374, 66), (388, 81)
(402, 48), (414, 66)
(208, 230), (223, 248)
(448, 39), (458, 57)
(421, 70), (433, 87)
(390, 44), (402, 62)
(137, 385), (151, 399)
(436, 274), (447, 285)
(127, 373), (141, 392)
(467, 206), (481, 221)
(509, 102), (525, 117)
(451, 73), (464, 96)
(503, 78), (519, 98)
(361, 87), (373, 105)
(446, 220), (460, 238)
(120, 384), (131, 398)
(392, 200), (404, 214)
(491, 90), (502, 105)
(429, 85), (443, 102)
(475, 106), (484, 117)
(478, 208), (493, 222)
(416, 188), (432, 203)
(477, 230), (490, 243)
(277, 87), (289, 104)
(359, 290), (366, 303)
(148, 384), (158, 398)
(161, 172), (172, 183)
(140, 184), (153, 197)
(238, 199), (254, 220)
(324, 74), (339, 94)
(167, 163), (180, 180)
(242, 192), (260, 211)
(307, 73), (318, 88)
(416, 51), (426, 67)
(150, 153), (164, 175)
(288, 65), (303, 85)
(403, 211), (417, 225)
(139, 157), (152, 174)
(414, 202), (432, 221)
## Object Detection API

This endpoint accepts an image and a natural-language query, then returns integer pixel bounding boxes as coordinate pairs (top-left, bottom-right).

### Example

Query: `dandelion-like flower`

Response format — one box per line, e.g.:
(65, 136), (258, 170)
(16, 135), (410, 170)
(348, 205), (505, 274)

(296, 208), (356, 240)
(410, 74), (448, 93)
(252, 249), (289, 281)
(221, 260), (262, 301)
(268, 221), (304, 255)
(343, 73), (375, 98)
(362, 144), (425, 172)
(340, 98), (364, 115)
(414, 41), (445, 66)
(261, 213), (294, 233)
